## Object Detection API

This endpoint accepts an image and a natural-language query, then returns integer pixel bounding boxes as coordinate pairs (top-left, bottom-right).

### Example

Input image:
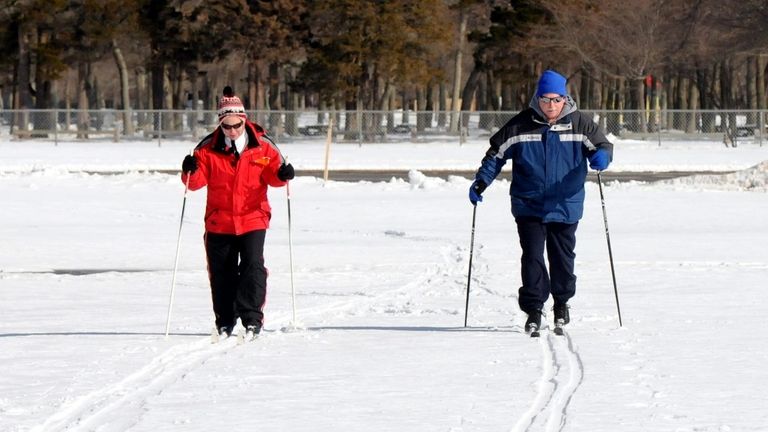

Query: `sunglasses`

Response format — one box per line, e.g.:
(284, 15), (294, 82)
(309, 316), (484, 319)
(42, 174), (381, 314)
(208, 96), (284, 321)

(539, 96), (565, 104)
(221, 121), (244, 130)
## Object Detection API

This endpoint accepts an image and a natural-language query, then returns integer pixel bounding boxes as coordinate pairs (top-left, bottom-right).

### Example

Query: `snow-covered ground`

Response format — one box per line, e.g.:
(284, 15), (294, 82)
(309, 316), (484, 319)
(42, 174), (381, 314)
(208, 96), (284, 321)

(1, 136), (767, 431)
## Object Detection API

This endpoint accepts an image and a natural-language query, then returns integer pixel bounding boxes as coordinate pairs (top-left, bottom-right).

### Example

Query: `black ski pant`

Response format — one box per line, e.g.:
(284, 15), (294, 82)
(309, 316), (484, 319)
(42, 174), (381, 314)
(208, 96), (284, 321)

(515, 217), (578, 314)
(204, 230), (267, 329)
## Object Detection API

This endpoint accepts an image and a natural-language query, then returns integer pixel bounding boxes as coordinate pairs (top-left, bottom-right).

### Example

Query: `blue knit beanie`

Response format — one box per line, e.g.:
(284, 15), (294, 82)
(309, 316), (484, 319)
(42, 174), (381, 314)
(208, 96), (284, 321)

(536, 70), (567, 96)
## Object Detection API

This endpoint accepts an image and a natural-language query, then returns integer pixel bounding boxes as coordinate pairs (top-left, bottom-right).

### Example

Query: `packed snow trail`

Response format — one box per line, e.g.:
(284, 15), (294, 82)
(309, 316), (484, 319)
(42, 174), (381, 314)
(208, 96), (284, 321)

(511, 329), (584, 432)
(30, 337), (239, 432)
(30, 240), (470, 431)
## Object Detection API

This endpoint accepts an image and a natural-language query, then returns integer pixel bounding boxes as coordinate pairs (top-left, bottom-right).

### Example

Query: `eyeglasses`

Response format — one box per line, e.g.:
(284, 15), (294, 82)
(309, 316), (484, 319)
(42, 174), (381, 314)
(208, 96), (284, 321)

(221, 121), (244, 130)
(539, 96), (565, 104)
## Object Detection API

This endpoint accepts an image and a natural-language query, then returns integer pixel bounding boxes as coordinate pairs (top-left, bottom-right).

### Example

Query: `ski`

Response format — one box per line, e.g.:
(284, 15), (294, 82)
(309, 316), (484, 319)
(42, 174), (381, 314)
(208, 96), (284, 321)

(553, 324), (564, 336)
(525, 311), (543, 338)
(237, 333), (260, 344)
(237, 327), (262, 344)
(211, 326), (234, 344)
(553, 319), (566, 336)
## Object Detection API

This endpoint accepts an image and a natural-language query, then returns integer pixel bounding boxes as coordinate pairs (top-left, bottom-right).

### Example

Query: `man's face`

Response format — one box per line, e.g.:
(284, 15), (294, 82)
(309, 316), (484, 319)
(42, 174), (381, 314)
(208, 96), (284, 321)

(537, 93), (566, 122)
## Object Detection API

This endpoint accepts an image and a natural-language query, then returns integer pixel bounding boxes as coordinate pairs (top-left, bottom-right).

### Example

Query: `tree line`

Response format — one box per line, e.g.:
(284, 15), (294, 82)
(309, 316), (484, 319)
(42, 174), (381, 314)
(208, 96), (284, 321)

(1, 0), (767, 124)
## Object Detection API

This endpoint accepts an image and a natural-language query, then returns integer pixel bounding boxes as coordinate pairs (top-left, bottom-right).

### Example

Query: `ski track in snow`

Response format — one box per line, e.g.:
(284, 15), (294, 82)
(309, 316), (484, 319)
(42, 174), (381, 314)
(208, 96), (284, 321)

(29, 234), (587, 432)
(29, 241), (467, 431)
(511, 330), (584, 432)
(29, 337), (238, 432)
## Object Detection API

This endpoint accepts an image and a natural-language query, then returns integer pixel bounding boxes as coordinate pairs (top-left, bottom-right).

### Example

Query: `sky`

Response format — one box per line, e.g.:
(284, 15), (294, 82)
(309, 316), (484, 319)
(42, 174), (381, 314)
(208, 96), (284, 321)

(1, 134), (767, 432)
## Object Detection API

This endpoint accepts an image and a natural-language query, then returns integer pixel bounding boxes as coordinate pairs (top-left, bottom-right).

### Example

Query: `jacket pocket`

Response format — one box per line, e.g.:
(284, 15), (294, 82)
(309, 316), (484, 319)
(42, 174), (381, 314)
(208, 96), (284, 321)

(204, 208), (219, 226)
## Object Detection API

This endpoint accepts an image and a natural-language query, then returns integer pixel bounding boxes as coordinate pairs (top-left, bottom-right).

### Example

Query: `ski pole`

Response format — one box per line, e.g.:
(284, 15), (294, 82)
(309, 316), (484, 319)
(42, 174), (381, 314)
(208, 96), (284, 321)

(165, 159), (192, 338)
(464, 204), (478, 327)
(597, 172), (622, 327)
(286, 181), (297, 326)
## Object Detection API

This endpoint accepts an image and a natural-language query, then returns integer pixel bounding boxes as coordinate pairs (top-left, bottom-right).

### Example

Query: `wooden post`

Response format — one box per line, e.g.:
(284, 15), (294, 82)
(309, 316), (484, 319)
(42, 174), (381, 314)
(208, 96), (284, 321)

(323, 118), (334, 182)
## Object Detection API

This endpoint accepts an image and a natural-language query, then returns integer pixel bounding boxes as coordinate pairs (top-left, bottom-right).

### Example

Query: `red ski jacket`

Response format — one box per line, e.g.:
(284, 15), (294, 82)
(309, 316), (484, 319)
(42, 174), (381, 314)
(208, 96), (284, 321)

(181, 121), (287, 235)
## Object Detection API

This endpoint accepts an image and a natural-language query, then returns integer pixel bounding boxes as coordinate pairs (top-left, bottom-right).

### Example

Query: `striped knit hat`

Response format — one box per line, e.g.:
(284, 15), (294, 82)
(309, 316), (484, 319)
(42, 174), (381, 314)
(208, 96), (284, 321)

(217, 86), (247, 120)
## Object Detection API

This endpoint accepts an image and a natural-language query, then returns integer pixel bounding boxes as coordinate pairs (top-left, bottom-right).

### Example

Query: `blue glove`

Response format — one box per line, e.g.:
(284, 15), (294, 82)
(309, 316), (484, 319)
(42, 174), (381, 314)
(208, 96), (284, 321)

(469, 180), (487, 205)
(588, 149), (610, 171)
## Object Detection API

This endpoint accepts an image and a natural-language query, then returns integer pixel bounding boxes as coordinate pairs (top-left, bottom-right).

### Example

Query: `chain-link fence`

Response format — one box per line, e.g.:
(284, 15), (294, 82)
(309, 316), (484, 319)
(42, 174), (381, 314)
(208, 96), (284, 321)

(1, 108), (765, 146)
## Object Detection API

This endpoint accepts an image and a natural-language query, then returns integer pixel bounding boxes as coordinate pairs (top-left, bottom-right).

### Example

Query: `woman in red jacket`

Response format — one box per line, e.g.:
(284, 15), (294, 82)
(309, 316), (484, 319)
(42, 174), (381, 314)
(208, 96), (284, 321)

(181, 86), (294, 340)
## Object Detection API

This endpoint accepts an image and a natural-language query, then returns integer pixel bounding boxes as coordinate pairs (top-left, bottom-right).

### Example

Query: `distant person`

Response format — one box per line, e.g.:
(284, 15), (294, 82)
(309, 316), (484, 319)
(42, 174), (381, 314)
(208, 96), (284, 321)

(468, 70), (613, 336)
(181, 86), (295, 341)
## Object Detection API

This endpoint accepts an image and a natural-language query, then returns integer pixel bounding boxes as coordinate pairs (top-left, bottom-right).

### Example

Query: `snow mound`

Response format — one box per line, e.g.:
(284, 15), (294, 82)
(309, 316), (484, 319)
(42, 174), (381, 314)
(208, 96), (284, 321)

(407, 169), (446, 189)
(665, 160), (768, 192)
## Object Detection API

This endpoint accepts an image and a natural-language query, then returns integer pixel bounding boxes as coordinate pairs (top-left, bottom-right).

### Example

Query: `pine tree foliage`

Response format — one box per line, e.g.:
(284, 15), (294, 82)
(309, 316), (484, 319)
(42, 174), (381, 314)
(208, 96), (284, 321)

(298, 0), (451, 109)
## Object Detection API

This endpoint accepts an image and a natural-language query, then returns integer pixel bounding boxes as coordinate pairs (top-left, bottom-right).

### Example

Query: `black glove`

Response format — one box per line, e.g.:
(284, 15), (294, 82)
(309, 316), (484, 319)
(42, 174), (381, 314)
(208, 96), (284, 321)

(182, 155), (198, 174)
(277, 163), (295, 181)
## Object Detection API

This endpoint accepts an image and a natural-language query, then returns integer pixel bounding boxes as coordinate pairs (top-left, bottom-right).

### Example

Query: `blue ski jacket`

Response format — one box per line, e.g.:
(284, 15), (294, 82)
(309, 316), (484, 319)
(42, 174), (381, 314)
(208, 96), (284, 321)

(474, 96), (613, 224)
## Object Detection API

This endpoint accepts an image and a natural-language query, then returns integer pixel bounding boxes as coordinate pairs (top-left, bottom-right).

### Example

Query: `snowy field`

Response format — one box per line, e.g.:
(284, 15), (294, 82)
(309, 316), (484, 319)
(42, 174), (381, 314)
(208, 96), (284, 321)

(1, 136), (767, 431)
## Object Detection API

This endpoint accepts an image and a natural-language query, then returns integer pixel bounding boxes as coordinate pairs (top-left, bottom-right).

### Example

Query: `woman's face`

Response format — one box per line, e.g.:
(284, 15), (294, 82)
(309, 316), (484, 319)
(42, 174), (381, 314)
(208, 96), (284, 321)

(220, 116), (245, 140)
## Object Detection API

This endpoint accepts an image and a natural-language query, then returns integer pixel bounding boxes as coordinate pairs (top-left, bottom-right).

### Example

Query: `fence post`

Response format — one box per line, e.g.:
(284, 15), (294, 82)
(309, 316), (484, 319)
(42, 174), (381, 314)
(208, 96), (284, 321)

(357, 108), (363, 147)
(657, 115), (662, 147)
(54, 109), (59, 146)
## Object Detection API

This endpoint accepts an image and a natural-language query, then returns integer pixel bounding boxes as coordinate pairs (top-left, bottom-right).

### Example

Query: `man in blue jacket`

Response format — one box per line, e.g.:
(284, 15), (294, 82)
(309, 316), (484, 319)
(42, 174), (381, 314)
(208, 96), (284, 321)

(469, 70), (613, 336)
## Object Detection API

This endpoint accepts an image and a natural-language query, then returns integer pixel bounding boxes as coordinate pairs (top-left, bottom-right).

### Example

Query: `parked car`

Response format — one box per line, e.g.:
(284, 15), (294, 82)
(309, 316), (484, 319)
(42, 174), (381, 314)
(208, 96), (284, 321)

(392, 124), (413, 134)
(298, 124), (329, 136)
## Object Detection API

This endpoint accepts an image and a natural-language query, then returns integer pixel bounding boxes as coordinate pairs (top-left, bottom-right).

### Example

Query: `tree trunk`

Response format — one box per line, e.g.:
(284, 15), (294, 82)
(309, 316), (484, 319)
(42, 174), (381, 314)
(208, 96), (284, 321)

(663, 72), (673, 128)
(150, 44), (165, 137)
(246, 62), (265, 124)
(610, 77), (626, 135)
(679, 75), (694, 133)
(247, 61), (258, 111)
(633, 78), (646, 132)
(77, 61), (90, 138)
(758, 54), (767, 137)
(747, 55), (757, 127)
(501, 81), (513, 111)
(285, 65), (299, 136)
(268, 63), (283, 135)
(150, 59), (164, 111)
(460, 67), (481, 129)
(16, 20), (34, 132)
(449, 9), (467, 133)
(460, 67), (480, 111)
(135, 67), (148, 129)
(164, 68), (175, 133)
(579, 68), (591, 109)
(438, 82), (447, 127)
(424, 81), (435, 129)
(112, 39), (133, 135)
(758, 55), (766, 110)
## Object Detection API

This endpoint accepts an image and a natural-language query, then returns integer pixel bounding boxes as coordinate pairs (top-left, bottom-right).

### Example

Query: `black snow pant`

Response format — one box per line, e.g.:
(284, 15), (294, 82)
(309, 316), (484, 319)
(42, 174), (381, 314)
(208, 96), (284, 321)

(204, 230), (268, 329)
(515, 217), (578, 314)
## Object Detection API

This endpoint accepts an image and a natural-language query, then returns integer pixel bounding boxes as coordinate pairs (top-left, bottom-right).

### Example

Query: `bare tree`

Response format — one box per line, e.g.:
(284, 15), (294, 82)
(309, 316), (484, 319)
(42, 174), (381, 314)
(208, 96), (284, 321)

(536, 1), (691, 104)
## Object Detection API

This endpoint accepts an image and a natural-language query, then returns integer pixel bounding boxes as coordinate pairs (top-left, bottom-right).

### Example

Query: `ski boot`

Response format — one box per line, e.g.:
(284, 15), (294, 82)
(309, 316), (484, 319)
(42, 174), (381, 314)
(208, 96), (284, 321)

(525, 310), (543, 338)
